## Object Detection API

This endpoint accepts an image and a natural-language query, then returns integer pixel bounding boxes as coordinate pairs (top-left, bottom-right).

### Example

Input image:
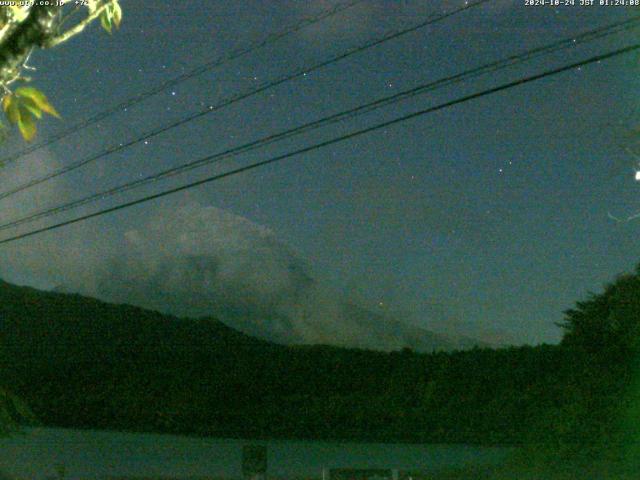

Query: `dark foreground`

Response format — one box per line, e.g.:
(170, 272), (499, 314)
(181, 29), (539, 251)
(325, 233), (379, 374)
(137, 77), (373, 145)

(2, 262), (640, 477)
(0, 279), (630, 448)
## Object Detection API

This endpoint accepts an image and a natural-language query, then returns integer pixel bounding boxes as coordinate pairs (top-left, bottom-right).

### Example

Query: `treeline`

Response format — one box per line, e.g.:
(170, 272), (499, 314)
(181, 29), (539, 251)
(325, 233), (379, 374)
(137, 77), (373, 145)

(0, 266), (637, 447)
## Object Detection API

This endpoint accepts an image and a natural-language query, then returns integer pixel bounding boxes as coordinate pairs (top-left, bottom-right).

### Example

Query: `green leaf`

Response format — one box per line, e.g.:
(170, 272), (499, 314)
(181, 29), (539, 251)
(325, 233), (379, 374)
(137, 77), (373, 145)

(112, 0), (122, 28)
(100, 1), (122, 34)
(2, 94), (20, 124)
(17, 114), (36, 142)
(2, 87), (60, 141)
(20, 97), (43, 119)
(100, 9), (112, 34)
(15, 86), (60, 118)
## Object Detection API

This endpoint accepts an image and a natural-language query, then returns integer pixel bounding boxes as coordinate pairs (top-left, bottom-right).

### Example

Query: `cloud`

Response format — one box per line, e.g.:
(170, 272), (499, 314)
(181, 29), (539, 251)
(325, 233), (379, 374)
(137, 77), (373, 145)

(74, 202), (381, 346)
(87, 203), (315, 339)
(0, 157), (467, 352)
(0, 149), (125, 288)
(0, 149), (107, 289)
(32, 200), (459, 351)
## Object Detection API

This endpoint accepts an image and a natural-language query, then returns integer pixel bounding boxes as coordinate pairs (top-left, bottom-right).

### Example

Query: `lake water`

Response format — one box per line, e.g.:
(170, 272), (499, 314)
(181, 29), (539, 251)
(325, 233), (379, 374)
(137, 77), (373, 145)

(0, 428), (512, 479)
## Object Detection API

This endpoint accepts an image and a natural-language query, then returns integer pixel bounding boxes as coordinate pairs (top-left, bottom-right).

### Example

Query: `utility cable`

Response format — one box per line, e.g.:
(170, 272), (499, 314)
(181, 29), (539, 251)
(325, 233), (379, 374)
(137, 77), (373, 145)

(0, 41), (637, 245)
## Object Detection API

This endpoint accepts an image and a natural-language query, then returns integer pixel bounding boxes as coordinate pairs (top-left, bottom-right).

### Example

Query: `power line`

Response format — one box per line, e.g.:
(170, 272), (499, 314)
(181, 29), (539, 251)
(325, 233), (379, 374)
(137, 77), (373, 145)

(0, 0), (364, 168)
(0, 20), (637, 231)
(0, 41), (637, 246)
(0, 12), (640, 207)
(0, 0), (492, 180)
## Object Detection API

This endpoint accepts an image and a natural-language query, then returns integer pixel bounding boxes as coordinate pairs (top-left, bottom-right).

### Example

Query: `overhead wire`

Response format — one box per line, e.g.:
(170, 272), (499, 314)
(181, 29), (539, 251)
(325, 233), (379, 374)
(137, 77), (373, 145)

(0, 0), (364, 167)
(0, 9), (635, 205)
(0, 0), (490, 170)
(0, 41), (637, 245)
(0, 19), (637, 230)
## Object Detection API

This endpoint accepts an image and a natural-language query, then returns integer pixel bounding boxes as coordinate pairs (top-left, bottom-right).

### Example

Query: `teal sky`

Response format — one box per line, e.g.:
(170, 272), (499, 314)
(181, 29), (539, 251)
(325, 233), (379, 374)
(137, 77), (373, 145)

(0, 1), (638, 345)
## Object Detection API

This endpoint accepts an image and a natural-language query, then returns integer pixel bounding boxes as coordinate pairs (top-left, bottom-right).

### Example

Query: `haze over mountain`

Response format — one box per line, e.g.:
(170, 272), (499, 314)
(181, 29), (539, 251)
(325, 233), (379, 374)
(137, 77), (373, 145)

(52, 203), (484, 352)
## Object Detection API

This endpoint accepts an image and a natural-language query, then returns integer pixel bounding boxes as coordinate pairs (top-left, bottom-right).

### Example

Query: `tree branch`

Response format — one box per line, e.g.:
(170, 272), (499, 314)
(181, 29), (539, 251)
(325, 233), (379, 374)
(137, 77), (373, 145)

(0, 5), (61, 85)
(45, 1), (111, 48)
(0, 6), (31, 46)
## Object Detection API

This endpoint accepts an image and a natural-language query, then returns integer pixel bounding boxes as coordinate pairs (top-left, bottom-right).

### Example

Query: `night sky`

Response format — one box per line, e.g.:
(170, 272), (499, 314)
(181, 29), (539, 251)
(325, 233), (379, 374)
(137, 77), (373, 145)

(0, 0), (638, 345)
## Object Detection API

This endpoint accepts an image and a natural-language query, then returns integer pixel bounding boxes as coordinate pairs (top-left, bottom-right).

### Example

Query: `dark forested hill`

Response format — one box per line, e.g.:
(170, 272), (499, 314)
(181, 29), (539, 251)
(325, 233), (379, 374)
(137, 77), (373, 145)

(0, 278), (630, 446)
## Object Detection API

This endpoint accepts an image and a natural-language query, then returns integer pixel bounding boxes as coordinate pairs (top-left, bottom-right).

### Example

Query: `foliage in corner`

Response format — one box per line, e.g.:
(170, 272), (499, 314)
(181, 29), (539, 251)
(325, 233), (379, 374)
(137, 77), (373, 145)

(559, 263), (640, 353)
(0, 1), (123, 142)
(99, 0), (122, 34)
(2, 86), (59, 141)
